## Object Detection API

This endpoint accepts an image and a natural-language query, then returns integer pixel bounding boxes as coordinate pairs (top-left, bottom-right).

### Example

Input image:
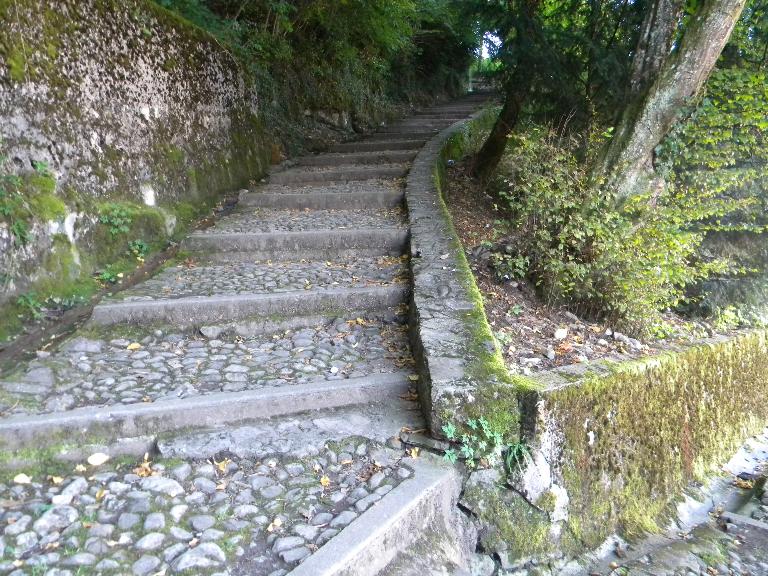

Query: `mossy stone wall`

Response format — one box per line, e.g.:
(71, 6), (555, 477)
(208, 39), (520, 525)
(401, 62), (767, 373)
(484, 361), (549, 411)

(500, 331), (768, 563)
(0, 0), (271, 309)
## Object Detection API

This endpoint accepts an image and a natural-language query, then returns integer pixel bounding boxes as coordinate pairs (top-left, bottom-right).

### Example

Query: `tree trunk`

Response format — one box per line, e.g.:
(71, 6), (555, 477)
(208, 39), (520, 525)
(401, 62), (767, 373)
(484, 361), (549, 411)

(592, 0), (747, 200)
(470, 74), (529, 181)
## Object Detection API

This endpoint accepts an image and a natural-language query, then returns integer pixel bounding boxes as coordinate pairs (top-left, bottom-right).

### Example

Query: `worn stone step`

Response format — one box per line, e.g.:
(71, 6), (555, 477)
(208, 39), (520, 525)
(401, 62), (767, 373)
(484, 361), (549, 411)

(102, 256), (409, 305)
(92, 285), (409, 327)
(183, 229), (409, 261)
(0, 373), (413, 451)
(365, 131), (439, 141)
(270, 165), (408, 185)
(0, 315), (414, 436)
(376, 124), (453, 133)
(240, 188), (403, 210)
(296, 150), (417, 167)
(329, 140), (424, 153)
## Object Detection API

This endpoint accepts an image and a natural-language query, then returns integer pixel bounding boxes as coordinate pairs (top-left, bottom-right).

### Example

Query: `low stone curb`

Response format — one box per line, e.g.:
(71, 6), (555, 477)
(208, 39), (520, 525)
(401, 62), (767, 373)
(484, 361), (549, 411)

(90, 285), (409, 327)
(296, 150), (417, 167)
(289, 456), (462, 576)
(0, 372), (411, 450)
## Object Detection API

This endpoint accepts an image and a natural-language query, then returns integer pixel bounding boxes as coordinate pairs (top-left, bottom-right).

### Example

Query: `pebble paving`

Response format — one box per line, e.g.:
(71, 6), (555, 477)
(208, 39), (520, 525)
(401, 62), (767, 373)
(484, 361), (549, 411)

(0, 437), (412, 575)
(199, 208), (406, 234)
(253, 180), (402, 196)
(0, 317), (413, 416)
(105, 257), (409, 302)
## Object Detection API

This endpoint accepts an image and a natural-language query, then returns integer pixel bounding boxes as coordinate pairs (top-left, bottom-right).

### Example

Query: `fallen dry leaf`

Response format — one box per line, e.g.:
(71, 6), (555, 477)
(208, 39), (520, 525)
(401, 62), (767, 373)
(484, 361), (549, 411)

(126, 342), (142, 351)
(13, 473), (31, 485)
(320, 475), (330, 488)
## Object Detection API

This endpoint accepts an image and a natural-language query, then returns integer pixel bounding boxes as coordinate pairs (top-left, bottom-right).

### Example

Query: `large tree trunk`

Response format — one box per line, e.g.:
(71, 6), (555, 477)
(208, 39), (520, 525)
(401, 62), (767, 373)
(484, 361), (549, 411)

(470, 73), (529, 181)
(592, 0), (747, 200)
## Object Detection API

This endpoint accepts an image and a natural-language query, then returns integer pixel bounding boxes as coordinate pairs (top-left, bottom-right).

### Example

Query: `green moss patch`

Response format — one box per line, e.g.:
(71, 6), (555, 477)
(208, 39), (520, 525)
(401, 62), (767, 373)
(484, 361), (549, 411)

(543, 330), (768, 544)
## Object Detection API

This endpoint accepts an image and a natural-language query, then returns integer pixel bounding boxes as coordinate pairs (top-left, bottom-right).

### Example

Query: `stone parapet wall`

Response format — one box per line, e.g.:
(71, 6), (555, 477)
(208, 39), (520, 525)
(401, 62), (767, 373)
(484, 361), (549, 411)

(405, 106), (521, 440)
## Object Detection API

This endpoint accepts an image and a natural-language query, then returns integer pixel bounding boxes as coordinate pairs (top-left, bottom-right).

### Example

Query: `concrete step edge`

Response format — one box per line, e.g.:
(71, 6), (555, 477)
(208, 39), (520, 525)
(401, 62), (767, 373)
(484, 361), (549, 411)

(239, 190), (403, 209)
(0, 372), (413, 450)
(91, 285), (410, 327)
(270, 166), (408, 184)
(289, 456), (461, 576)
(182, 229), (409, 253)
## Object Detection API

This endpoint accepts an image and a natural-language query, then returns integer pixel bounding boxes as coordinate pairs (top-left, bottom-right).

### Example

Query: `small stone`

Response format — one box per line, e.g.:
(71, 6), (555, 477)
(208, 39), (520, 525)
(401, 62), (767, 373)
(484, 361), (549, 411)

(261, 485), (284, 498)
(95, 559), (121, 571)
(133, 555), (161, 576)
(173, 542), (226, 572)
(293, 523), (319, 541)
(330, 510), (357, 528)
(193, 477), (217, 494)
(311, 512), (334, 526)
(135, 532), (165, 551)
(397, 468), (411, 479)
(280, 546), (310, 563)
(170, 527), (193, 541)
(190, 515), (216, 532)
(170, 505), (189, 523)
(118, 512), (141, 530)
(62, 477), (88, 497)
(200, 326), (224, 339)
(367, 472), (386, 490)
(62, 552), (97, 567)
(171, 463), (192, 482)
(144, 512), (166, 531)
(273, 536), (305, 553)
(201, 528), (225, 542)
(141, 476), (185, 497)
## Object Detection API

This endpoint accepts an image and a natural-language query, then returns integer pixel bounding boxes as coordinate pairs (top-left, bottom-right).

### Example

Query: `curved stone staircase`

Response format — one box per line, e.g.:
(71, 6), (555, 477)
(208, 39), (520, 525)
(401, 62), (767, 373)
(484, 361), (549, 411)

(0, 93), (491, 576)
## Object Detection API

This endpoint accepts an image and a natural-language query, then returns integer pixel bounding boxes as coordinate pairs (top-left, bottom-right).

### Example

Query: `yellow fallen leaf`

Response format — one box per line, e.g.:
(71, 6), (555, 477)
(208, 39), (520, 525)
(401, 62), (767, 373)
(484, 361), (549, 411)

(48, 475), (64, 485)
(96, 488), (107, 501)
(13, 473), (31, 484)
(213, 457), (231, 474)
(215, 481), (227, 491)
(408, 447), (420, 459)
(127, 342), (142, 351)
(320, 475), (330, 488)
(87, 452), (110, 466)
(266, 517), (283, 533)
(340, 459), (353, 466)
(188, 537), (199, 548)
(408, 374), (419, 382)
(74, 464), (87, 473)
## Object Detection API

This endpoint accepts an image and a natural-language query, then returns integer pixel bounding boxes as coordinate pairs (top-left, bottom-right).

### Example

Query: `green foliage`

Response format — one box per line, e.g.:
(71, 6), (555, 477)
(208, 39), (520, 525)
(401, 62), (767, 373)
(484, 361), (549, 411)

(442, 417), (505, 469)
(99, 203), (133, 236)
(155, 0), (477, 128)
(128, 239), (150, 261)
(16, 292), (44, 320)
(97, 266), (121, 285)
(659, 67), (768, 322)
(495, 125), (743, 336)
(490, 252), (529, 282)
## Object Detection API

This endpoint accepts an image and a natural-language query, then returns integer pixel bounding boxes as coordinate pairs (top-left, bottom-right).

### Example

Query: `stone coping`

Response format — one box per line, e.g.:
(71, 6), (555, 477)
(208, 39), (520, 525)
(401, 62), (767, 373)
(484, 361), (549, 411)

(404, 108), (520, 438)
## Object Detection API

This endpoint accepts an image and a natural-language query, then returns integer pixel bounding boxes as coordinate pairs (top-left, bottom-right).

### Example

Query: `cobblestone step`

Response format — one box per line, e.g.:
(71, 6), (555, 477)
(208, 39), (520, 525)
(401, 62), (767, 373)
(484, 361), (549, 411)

(365, 131), (439, 141)
(296, 150), (417, 167)
(269, 165), (408, 185)
(0, 402), (426, 575)
(103, 256), (409, 302)
(183, 229), (408, 261)
(376, 124), (450, 134)
(91, 286), (409, 327)
(240, 181), (404, 210)
(0, 315), (414, 424)
(329, 140), (425, 153)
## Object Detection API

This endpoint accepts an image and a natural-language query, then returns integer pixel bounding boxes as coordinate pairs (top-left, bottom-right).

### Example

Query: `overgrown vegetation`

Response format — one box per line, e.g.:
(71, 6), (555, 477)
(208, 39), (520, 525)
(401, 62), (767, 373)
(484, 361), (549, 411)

(155, 0), (478, 139)
(467, 0), (767, 336)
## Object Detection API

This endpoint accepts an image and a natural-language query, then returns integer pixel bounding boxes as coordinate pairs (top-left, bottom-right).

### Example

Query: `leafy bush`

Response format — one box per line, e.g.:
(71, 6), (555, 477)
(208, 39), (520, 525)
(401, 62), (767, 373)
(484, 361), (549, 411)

(493, 126), (745, 336)
(99, 204), (133, 236)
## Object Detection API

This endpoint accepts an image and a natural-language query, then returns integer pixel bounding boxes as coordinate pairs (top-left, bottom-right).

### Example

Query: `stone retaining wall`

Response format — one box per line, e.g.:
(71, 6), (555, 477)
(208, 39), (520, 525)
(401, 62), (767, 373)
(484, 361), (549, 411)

(0, 0), (270, 305)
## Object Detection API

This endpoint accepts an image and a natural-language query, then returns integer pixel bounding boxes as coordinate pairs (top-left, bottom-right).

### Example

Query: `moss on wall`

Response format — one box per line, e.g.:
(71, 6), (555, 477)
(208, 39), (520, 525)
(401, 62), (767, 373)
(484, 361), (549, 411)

(541, 330), (768, 546)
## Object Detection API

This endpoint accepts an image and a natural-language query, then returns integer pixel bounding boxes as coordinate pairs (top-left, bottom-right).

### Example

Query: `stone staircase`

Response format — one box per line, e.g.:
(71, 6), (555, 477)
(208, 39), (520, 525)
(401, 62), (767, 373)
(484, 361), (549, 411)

(0, 93), (491, 576)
